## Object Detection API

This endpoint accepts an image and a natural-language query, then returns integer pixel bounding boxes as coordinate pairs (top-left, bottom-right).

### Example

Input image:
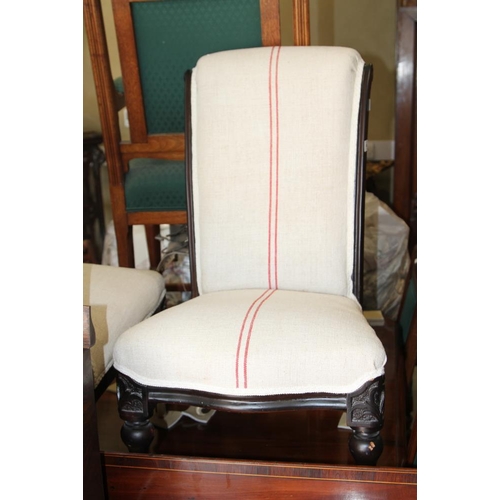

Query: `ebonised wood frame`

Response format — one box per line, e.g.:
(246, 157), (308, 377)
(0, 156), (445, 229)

(115, 61), (384, 466)
(117, 374), (385, 466)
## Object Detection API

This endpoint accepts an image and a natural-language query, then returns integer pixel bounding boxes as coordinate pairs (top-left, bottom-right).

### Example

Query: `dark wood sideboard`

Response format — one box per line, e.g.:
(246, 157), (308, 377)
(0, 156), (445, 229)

(393, 0), (417, 250)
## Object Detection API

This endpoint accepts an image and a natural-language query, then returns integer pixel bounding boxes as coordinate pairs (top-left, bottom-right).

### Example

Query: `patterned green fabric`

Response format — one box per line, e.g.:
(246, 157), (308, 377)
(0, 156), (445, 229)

(132, 0), (262, 134)
(114, 76), (124, 93)
(125, 158), (186, 212)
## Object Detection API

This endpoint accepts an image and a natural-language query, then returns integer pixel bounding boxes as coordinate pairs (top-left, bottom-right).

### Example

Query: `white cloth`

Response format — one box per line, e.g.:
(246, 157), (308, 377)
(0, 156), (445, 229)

(114, 289), (386, 396)
(192, 46), (364, 297)
(83, 263), (166, 386)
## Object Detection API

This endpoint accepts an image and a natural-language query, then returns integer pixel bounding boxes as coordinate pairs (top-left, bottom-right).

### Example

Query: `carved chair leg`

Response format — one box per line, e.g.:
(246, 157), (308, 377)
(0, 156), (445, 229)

(348, 426), (383, 465)
(121, 420), (155, 453)
(346, 376), (385, 465)
(116, 373), (156, 453)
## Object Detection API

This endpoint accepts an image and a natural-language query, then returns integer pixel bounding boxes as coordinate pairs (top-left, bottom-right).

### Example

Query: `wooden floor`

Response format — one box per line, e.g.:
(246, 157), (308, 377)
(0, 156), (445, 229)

(95, 318), (416, 498)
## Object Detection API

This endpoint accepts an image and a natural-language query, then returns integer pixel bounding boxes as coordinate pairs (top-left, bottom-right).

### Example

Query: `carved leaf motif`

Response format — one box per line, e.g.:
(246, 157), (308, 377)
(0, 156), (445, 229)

(352, 407), (378, 423)
(122, 398), (144, 412)
(348, 378), (385, 427)
(117, 375), (145, 415)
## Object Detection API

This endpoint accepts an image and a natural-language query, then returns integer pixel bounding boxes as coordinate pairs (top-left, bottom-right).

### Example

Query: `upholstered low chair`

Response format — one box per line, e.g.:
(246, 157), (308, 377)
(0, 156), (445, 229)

(113, 46), (387, 465)
(83, 263), (166, 398)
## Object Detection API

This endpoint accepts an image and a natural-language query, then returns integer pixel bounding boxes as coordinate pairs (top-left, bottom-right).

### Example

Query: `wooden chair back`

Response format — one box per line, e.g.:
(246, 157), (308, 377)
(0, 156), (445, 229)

(87, 0), (310, 168)
(84, 0), (311, 268)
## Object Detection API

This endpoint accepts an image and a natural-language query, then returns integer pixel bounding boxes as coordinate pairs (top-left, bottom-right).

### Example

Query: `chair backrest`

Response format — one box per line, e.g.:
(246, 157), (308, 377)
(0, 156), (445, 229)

(112, 0), (284, 153)
(186, 46), (372, 300)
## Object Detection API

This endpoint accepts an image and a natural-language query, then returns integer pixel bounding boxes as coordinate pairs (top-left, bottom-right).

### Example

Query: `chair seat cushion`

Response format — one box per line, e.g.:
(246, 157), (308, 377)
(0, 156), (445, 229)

(113, 289), (387, 396)
(83, 263), (166, 387)
(125, 158), (186, 212)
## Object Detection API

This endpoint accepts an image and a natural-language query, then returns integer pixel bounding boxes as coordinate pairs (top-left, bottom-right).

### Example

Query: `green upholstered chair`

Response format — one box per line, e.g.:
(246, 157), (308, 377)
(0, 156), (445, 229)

(84, 0), (311, 269)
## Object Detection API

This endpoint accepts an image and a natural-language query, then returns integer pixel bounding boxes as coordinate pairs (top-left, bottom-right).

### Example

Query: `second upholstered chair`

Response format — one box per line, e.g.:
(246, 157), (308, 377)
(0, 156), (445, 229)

(83, 263), (166, 398)
(112, 46), (387, 465)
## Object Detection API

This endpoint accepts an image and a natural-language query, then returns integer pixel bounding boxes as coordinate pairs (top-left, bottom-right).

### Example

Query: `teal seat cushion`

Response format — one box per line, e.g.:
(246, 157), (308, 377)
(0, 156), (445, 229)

(125, 158), (186, 212)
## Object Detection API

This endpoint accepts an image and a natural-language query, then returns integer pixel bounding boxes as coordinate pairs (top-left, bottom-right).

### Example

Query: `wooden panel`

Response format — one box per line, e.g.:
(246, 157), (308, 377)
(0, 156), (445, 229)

(260, 0), (281, 45)
(112, 0), (148, 143)
(83, 0), (125, 186)
(120, 133), (185, 160)
(104, 453), (416, 499)
(393, 5), (417, 244)
(293, 0), (310, 46)
(122, 151), (185, 163)
(128, 210), (187, 225)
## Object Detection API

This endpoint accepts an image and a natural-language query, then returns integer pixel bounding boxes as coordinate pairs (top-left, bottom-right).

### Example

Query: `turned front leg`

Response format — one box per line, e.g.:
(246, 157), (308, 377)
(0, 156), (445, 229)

(121, 420), (155, 453)
(346, 376), (385, 465)
(348, 426), (383, 465)
(116, 373), (155, 453)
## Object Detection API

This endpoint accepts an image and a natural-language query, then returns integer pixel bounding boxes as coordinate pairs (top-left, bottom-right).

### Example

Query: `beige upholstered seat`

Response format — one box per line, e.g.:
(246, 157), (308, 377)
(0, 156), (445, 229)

(83, 263), (165, 388)
(115, 289), (385, 396)
(112, 46), (387, 465)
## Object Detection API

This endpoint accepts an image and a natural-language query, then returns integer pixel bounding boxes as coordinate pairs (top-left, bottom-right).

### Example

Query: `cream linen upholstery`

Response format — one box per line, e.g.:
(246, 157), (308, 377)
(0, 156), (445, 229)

(192, 46), (363, 297)
(113, 46), (386, 399)
(83, 263), (165, 387)
(114, 289), (385, 396)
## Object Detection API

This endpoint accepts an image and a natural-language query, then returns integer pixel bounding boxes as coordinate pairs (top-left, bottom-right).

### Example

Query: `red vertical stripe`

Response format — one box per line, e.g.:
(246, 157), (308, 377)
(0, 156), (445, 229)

(274, 46), (281, 289)
(267, 46), (276, 289)
(235, 289), (271, 388)
(267, 46), (281, 290)
(235, 47), (282, 389)
(243, 289), (276, 388)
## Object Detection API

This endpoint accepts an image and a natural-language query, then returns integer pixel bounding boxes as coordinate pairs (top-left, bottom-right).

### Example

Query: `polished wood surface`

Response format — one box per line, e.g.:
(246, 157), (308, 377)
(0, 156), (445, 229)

(260, 0), (281, 46)
(84, 0), (135, 268)
(393, 1), (417, 249)
(112, 0), (149, 144)
(84, 0), (124, 188)
(97, 319), (413, 497)
(120, 134), (185, 162)
(103, 453), (417, 499)
(127, 210), (188, 226)
(293, 0), (310, 46)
